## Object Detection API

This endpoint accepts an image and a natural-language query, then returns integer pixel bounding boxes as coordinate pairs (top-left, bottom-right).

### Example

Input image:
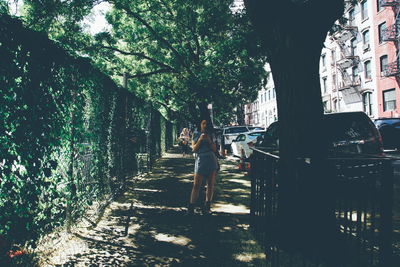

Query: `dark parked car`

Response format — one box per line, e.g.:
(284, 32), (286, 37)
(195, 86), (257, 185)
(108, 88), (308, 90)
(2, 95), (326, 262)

(374, 118), (400, 150)
(256, 112), (384, 156)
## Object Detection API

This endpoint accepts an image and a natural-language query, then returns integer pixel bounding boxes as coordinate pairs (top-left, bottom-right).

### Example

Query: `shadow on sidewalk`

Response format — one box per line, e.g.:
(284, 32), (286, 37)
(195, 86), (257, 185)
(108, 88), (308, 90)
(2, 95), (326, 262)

(48, 149), (266, 266)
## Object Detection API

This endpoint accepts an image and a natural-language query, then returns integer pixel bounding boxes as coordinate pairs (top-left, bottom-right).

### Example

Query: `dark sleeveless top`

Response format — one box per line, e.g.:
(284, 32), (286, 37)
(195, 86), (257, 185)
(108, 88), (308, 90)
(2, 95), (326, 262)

(192, 131), (214, 153)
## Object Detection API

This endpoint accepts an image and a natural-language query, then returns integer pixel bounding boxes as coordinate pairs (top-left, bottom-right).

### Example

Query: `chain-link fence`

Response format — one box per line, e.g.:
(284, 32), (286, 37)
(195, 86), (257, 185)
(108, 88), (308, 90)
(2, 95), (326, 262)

(0, 13), (176, 249)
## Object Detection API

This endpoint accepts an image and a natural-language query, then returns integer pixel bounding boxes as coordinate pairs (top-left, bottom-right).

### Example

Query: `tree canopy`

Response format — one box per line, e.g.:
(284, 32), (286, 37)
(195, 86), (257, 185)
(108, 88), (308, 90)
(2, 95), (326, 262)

(9, 0), (268, 125)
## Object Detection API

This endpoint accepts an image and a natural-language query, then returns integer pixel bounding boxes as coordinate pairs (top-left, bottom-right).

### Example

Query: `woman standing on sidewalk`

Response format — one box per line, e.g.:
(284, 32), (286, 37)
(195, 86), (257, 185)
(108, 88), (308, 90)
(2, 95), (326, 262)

(187, 119), (219, 215)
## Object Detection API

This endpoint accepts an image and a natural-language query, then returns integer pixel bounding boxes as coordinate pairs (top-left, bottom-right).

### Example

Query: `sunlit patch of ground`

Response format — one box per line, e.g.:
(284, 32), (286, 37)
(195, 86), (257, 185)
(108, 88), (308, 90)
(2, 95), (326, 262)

(180, 178), (193, 183)
(219, 226), (233, 232)
(131, 188), (164, 193)
(243, 239), (258, 245)
(225, 188), (249, 193)
(153, 233), (192, 246)
(234, 252), (266, 262)
(236, 224), (250, 230)
(226, 178), (251, 187)
(213, 202), (250, 214)
(132, 202), (185, 211)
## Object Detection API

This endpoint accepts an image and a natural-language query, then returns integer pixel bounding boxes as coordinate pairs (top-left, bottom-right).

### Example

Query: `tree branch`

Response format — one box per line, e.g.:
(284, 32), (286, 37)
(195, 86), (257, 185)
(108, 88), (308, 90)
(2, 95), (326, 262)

(153, 99), (177, 112)
(159, 82), (181, 97)
(188, 12), (201, 60)
(126, 69), (172, 79)
(118, 69), (171, 79)
(111, 1), (191, 71)
(99, 45), (179, 73)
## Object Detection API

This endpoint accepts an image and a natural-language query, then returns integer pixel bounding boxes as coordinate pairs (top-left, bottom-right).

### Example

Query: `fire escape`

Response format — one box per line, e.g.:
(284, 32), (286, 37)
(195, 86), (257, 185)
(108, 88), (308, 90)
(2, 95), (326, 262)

(380, 0), (400, 77)
(332, 12), (362, 103)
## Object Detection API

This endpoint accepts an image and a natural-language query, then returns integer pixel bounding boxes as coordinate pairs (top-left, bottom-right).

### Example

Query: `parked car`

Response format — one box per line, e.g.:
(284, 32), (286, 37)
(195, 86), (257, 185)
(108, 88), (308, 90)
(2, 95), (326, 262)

(222, 126), (250, 148)
(248, 126), (266, 131)
(231, 131), (266, 159)
(213, 127), (224, 157)
(256, 112), (384, 156)
(374, 118), (400, 150)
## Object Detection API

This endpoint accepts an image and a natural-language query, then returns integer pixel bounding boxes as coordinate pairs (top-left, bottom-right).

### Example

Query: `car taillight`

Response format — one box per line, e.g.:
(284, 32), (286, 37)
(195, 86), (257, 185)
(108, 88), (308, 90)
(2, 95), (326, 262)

(247, 141), (254, 147)
(378, 134), (383, 145)
(378, 135), (384, 153)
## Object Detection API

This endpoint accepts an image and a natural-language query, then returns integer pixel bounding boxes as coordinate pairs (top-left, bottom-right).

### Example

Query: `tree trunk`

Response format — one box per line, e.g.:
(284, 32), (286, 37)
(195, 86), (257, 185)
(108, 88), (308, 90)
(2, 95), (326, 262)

(269, 38), (339, 259)
(236, 103), (245, 125)
(244, 0), (346, 263)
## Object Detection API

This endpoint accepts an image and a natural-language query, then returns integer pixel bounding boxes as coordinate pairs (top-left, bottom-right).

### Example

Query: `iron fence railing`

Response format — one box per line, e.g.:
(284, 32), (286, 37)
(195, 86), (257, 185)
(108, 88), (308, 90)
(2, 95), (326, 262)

(250, 148), (397, 267)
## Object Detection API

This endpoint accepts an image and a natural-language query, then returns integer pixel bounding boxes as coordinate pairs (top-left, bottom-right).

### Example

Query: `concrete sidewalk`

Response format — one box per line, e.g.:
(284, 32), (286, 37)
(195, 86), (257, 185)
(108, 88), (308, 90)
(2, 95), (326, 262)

(43, 148), (266, 266)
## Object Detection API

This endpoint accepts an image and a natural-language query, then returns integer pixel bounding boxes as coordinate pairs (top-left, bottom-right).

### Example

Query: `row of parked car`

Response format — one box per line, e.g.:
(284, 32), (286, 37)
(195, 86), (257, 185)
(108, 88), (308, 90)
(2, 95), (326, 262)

(225, 112), (400, 159)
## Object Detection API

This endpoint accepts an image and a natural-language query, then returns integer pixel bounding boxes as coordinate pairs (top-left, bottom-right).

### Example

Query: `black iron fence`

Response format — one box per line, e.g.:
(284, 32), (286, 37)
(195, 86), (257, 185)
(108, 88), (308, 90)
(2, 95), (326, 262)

(250, 148), (397, 267)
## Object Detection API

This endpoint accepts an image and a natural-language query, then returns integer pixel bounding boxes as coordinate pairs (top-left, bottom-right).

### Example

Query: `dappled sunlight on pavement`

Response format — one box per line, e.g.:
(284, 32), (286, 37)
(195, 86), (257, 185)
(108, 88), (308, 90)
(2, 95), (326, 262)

(43, 148), (266, 266)
(212, 203), (250, 215)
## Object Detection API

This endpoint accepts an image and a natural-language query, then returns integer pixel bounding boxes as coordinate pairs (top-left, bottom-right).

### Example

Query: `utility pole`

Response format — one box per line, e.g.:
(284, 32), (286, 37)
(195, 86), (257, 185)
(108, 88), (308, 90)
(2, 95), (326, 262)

(207, 103), (214, 126)
(122, 73), (129, 185)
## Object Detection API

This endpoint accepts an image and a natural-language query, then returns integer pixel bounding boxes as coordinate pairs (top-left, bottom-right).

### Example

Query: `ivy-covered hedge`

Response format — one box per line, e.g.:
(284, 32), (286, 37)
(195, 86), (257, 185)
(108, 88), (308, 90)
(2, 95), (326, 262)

(0, 14), (174, 247)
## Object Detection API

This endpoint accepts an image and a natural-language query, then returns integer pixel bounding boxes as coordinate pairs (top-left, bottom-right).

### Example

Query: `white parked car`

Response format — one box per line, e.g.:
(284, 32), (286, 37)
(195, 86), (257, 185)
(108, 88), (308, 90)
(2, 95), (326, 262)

(248, 126), (266, 132)
(231, 131), (265, 159)
(222, 126), (250, 147)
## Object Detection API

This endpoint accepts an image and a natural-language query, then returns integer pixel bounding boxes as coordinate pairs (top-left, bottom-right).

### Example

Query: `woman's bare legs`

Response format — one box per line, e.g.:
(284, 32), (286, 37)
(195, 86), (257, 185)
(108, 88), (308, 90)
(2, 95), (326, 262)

(206, 171), (217, 202)
(190, 173), (204, 204)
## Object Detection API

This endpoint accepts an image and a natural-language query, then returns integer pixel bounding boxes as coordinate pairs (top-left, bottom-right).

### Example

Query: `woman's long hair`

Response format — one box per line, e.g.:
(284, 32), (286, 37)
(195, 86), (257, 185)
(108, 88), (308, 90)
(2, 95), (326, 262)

(196, 118), (213, 134)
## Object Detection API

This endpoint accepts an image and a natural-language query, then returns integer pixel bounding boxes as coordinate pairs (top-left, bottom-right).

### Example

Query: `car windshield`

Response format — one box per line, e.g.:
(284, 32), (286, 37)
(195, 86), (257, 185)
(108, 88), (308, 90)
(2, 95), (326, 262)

(249, 127), (264, 131)
(225, 127), (248, 134)
(375, 119), (400, 128)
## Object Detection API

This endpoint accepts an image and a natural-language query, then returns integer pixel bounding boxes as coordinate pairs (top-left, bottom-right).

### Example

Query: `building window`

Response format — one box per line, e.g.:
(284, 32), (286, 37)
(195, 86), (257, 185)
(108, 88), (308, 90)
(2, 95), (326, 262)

(362, 30), (370, 49)
(323, 101), (328, 112)
(331, 50), (336, 62)
(379, 22), (386, 43)
(364, 60), (371, 79)
(352, 65), (359, 78)
(351, 38), (357, 55)
(322, 77), (327, 93)
(321, 54), (326, 68)
(349, 9), (355, 26)
(377, 0), (383, 12)
(363, 92), (373, 116)
(380, 55), (388, 76)
(383, 89), (396, 111)
(361, 0), (368, 20)
(332, 74), (336, 90)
